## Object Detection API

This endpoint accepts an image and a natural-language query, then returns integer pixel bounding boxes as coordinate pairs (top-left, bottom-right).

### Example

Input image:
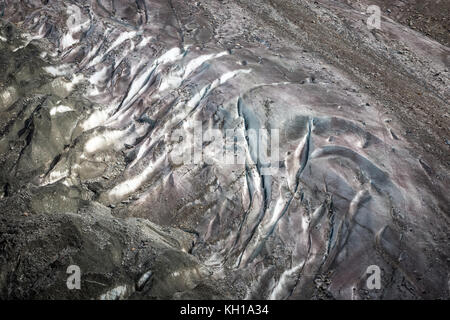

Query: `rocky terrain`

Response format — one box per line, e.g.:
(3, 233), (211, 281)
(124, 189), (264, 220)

(0, 0), (448, 300)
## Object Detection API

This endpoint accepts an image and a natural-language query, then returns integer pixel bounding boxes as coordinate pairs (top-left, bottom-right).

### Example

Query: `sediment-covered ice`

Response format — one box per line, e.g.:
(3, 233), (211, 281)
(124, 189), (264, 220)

(0, 0), (448, 300)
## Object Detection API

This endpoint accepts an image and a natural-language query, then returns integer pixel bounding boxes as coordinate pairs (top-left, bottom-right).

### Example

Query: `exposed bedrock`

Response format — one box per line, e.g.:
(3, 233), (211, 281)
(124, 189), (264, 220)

(0, 0), (448, 299)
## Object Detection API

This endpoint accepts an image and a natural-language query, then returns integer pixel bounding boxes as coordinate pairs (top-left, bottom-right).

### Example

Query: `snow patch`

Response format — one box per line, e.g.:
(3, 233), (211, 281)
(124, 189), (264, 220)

(159, 51), (228, 92)
(44, 64), (73, 76)
(50, 105), (73, 116)
(99, 285), (128, 300)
